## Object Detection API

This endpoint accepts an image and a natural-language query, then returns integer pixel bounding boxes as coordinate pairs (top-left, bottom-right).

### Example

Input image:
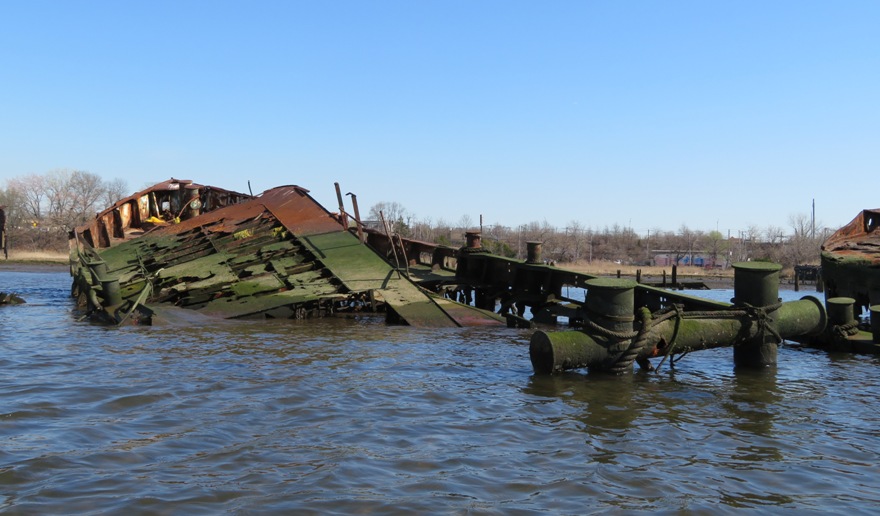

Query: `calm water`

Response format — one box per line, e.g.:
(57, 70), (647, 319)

(2, 271), (880, 514)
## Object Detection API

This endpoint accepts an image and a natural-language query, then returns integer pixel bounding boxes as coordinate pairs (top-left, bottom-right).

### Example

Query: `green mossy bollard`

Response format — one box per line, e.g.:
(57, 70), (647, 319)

(584, 277), (637, 333)
(732, 262), (783, 368)
(827, 297), (856, 327)
(871, 305), (880, 344)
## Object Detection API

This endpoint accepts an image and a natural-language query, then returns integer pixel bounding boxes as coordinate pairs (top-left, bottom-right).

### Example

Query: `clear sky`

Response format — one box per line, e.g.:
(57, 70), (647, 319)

(1, 1), (877, 236)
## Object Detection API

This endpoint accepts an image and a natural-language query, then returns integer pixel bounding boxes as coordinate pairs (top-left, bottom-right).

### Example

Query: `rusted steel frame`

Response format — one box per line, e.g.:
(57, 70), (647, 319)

(345, 192), (366, 243)
(451, 253), (728, 320)
(396, 234), (411, 277)
(362, 229), (458, 271)
(379, 210), (402, 278)
(73, 178), (253, 250)
(334, 182), (349, 230)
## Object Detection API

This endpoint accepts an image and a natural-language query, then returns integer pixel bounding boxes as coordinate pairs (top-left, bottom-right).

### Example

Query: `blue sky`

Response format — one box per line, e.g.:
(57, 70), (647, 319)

(1, 1), (877, 236)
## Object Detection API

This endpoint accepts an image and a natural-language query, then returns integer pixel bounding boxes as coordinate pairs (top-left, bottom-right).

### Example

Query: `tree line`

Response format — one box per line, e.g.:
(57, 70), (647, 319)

(0, 172), (831, 269)
(1, 170), (128, 253)
(367, 201), (831, 269)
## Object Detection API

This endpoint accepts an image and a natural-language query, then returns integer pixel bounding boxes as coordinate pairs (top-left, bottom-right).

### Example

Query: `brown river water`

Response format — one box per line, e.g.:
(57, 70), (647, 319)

(1, 270), (879, 514)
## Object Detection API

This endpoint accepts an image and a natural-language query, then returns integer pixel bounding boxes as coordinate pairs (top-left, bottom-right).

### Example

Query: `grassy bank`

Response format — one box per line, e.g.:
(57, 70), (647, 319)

(0, 251), (69, 272)
(3, 250), (69, 263)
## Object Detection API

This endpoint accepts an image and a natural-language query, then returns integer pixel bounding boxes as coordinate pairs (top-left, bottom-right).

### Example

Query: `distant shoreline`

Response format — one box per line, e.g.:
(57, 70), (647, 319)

(0, 261), (69, 273)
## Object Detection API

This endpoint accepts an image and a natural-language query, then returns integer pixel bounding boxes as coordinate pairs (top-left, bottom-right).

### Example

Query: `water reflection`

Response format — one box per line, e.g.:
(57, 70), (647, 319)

(525, 372), (648, 436)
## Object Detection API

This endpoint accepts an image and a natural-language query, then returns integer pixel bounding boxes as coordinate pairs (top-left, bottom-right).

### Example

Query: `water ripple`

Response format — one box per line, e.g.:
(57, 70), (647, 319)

(2, 273), (880, 513)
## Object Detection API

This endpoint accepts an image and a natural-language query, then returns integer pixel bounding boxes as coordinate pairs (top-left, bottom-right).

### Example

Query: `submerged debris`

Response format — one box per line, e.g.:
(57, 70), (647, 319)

(0, 292), (25, 305)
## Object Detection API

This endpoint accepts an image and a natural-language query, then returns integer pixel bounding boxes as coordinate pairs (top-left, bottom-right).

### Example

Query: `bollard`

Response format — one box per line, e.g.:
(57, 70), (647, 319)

(826, 297), (856, 327)
(584, 278), (637, 333)
(465, 231), (482, 249)
(526, 241), (543, 264)
(871, 305), (880, 344)
(732, 262), (782, 307)
(87, 260), (109, 285)
(100, 278), (123, 308)
(732, 261), (783, 368)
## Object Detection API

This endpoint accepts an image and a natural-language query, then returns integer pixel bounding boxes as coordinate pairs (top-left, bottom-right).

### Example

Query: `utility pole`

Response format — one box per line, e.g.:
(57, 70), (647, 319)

(811, 199), (816, 240)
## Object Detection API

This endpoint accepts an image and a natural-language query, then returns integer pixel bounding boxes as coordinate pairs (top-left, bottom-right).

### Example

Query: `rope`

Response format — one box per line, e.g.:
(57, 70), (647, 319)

(832, 320), (860, 337)
(654, 304), (683, 373)
(591, 301), (786, 374)
(740, 302), (784, 346)
(608, 307), (654, 374)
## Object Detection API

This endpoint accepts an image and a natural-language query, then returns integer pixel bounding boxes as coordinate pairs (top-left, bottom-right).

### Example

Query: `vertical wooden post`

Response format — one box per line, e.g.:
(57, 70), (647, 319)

(334, 182), (348, 230)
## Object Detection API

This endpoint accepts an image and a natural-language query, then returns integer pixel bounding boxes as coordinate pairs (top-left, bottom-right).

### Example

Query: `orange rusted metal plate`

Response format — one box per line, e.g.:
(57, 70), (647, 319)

(822, 208), (880, 263)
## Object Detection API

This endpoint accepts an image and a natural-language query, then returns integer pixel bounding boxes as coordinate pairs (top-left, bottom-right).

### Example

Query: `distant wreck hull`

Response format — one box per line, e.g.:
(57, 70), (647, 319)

(70, 180), (504, 327)
(820, 208), (880, 313)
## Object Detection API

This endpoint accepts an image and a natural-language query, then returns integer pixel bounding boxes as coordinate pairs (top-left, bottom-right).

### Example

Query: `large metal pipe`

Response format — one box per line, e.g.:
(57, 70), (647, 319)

(530, 297), (826, 374)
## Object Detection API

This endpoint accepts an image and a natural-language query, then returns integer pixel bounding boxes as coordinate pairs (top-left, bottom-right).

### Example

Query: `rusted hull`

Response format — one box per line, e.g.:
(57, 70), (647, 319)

(73, 178), (253, 250)
(70, 182), (504, 328)
(821, 208), (880, 313)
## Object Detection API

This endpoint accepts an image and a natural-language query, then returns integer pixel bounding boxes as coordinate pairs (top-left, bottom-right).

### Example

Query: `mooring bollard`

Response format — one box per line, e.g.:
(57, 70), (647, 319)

(100, 278), (123, 308)
(871, 305), (880, 344)
(732, 262), (782, 367)
(465, 231), (482, 249)
(526, 241), (543, 264)
(584, 278), (637, 333)
(827, 297), (856, 327)
(87, 260), (109, 286)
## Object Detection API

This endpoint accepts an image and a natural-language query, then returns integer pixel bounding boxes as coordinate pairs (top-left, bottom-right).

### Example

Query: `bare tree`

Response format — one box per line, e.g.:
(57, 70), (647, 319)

(0, 187), (24, 228)
(457, 214), (474, 231)
(42, 169), (107, 230)
(103, 178), (129, 209)
(785, 213), (822, 266)
(676, 224), (696, 265)
(369, 201), (410, 235)
(563, 220), (584, 262)
(6, 174), (45, 223)
(706, 230), (725, 267)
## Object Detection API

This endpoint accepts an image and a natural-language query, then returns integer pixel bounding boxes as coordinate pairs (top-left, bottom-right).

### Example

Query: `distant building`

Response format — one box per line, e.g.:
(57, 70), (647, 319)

(651, 250), (720, 268)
